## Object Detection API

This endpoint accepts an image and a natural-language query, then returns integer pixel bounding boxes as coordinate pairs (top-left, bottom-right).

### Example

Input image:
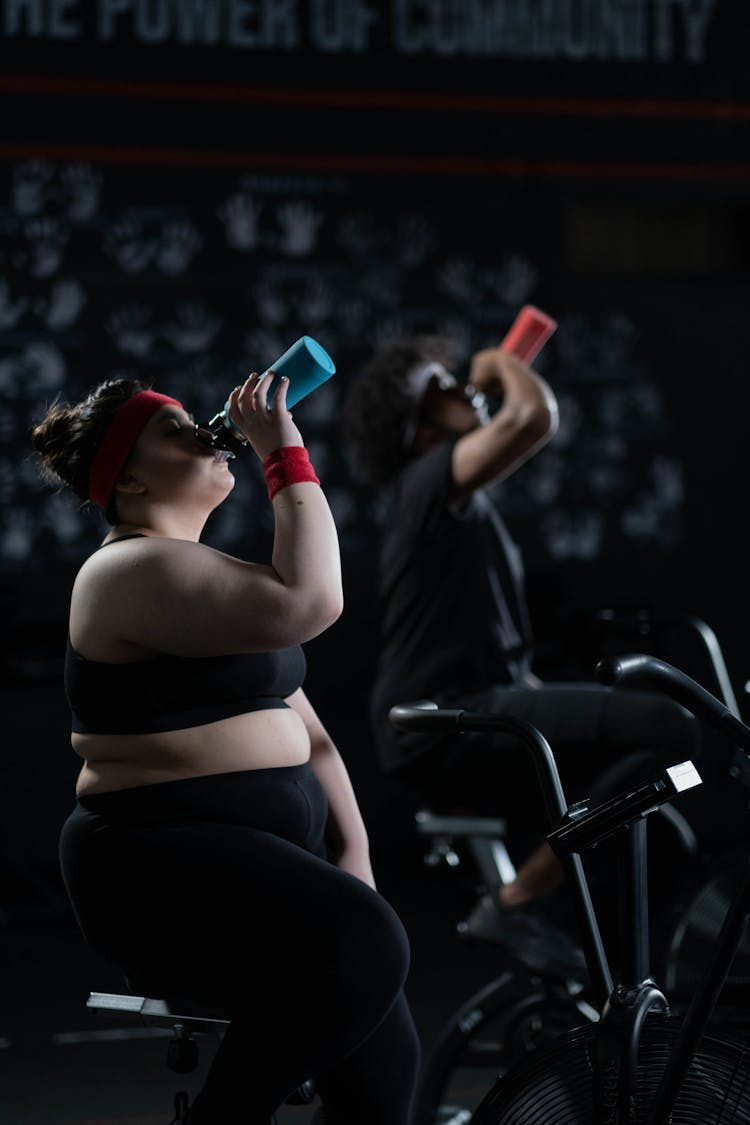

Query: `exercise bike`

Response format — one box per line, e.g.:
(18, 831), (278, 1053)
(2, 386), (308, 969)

(392, 655), (750, 1124)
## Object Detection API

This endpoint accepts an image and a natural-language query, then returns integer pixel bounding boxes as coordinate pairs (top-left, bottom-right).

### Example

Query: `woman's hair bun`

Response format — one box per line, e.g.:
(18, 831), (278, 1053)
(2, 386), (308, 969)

(31, 377), (150, 502)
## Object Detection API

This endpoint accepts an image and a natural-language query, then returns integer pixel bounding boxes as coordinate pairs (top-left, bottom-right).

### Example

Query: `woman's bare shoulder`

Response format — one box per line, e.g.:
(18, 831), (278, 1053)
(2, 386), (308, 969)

(69, 536), (265, 656)
(72, 536), (243, 611)
(79, 534), (230, 572)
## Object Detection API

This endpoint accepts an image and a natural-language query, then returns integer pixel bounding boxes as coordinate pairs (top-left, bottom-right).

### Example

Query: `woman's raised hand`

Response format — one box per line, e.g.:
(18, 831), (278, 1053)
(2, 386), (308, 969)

(227, 371), (304, 460)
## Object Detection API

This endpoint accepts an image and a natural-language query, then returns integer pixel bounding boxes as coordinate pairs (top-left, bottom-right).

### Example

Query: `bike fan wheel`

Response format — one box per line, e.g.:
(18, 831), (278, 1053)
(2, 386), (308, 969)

(470, 1013), (750, 1124)
(413, 971), (596, 1125)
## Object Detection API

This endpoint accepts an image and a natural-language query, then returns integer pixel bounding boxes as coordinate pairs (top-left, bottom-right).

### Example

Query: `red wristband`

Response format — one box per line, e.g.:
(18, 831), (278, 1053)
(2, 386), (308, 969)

(262, 446), (320, 502)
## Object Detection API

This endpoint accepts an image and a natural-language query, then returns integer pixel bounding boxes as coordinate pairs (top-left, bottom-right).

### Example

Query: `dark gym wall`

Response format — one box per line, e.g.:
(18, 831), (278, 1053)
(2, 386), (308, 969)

(1, 0), (750, 730)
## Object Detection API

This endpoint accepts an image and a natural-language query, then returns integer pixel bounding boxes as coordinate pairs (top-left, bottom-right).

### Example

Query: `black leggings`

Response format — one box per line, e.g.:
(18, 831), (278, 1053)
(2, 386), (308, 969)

(59, 764), (419, 1124)
(397, 681), (703, 831)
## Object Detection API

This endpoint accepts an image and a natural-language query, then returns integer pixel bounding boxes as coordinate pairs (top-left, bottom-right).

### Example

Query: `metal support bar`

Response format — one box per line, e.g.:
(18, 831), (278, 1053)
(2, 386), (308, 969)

(87, 992), (230, 1031)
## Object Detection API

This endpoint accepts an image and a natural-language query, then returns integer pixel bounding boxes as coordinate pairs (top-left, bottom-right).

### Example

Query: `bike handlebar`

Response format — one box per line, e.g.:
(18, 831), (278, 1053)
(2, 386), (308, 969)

(388, 702), (567, 823)
(595, 654), (750, 753)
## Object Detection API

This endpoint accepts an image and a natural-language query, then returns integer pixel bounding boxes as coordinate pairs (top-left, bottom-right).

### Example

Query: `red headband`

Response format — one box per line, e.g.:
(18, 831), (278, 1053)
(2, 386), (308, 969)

(88, 390), (183, 509)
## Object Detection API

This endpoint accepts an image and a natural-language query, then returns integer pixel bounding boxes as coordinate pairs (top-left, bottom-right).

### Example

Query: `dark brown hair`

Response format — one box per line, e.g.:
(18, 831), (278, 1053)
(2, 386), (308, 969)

(31, 377), (150, 521)
(342, 335), (454, 485)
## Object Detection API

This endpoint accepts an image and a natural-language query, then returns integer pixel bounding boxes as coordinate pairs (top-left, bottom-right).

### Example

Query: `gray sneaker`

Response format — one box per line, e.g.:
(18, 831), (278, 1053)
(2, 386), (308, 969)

(458, 892), (587, 978)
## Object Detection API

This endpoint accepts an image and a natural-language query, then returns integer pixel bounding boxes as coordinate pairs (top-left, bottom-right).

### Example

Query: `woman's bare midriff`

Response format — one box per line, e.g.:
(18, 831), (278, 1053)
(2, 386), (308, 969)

(73, 706), (311, 797)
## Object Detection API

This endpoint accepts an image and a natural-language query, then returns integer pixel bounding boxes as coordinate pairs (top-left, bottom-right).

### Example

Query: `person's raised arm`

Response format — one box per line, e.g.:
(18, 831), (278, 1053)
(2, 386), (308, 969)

(229, 371), (343, 637)
(75, 372), (343, 657)
(451, 348), (558, 498)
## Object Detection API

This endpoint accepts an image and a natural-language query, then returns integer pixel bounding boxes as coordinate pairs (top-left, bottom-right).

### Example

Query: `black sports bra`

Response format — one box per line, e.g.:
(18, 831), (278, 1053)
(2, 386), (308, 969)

(65, 535), (306, 735)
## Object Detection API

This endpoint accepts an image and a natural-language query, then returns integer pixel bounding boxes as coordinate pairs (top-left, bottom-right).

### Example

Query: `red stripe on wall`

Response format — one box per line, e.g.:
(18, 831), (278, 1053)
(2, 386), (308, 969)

(1, 74), (749, 121)
(1, 143), (749, 180)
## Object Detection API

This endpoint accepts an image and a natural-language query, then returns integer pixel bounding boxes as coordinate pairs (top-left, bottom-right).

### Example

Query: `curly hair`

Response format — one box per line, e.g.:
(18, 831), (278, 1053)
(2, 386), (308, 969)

(342, 335), (454, 485)
(31, 376), (152, 523)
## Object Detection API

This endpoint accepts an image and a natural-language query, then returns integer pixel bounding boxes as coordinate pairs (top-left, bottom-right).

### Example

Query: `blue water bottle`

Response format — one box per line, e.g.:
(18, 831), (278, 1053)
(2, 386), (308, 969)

(263, 335), (336, 407)
(203, 336), (336, 450)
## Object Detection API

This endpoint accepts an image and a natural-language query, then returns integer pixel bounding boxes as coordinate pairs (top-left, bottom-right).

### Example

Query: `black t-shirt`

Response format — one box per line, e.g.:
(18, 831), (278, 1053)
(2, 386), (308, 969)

(369, 440), (534, 772)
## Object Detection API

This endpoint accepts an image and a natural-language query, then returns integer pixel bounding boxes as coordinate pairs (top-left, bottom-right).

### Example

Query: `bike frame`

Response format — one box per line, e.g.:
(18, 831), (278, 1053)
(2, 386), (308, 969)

(391, 656), (750, 1125)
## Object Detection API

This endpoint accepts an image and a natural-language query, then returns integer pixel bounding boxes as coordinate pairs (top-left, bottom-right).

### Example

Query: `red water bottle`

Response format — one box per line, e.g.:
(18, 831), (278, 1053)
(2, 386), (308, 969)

(499, 305), (557, 363)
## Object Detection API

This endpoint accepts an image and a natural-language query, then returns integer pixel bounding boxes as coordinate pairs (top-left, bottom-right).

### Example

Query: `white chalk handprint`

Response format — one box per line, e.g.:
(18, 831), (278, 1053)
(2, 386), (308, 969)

(296, 278), (332, 324)
(23, 216), (70, 278)
(104, 214), (157, 274)
(651, 456), (683, 507)
(0, 342), (66, 396)
(60, 163), (102, 223)
(490, 254), (539, 307)
(106, 305), (158, 358)
(41, 279), (87, 330)
(162, 302), (221, 354)
(11, 161), (54, 217)
(218, 194), (263, 251)
(541, 511), (604, 560)
(155, 219), (203, 276)
(622, 457), (684, 543)
(523, 453), (566, 505)
(599, 384), (662, 431)
(437, 258), (481, 306)
(255, 285), (288, 325)
(336, 213), (378, 259)
(275, 202), (323, 257)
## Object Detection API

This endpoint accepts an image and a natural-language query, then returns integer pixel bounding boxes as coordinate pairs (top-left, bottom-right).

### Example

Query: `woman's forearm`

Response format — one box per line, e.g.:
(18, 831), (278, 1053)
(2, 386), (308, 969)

(270, 481), (344, 634)
(309, 738), (370, 859)
(226, 374), (343, 636)
(312, 742), (369, 853)
(285, 690), (375, 888)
